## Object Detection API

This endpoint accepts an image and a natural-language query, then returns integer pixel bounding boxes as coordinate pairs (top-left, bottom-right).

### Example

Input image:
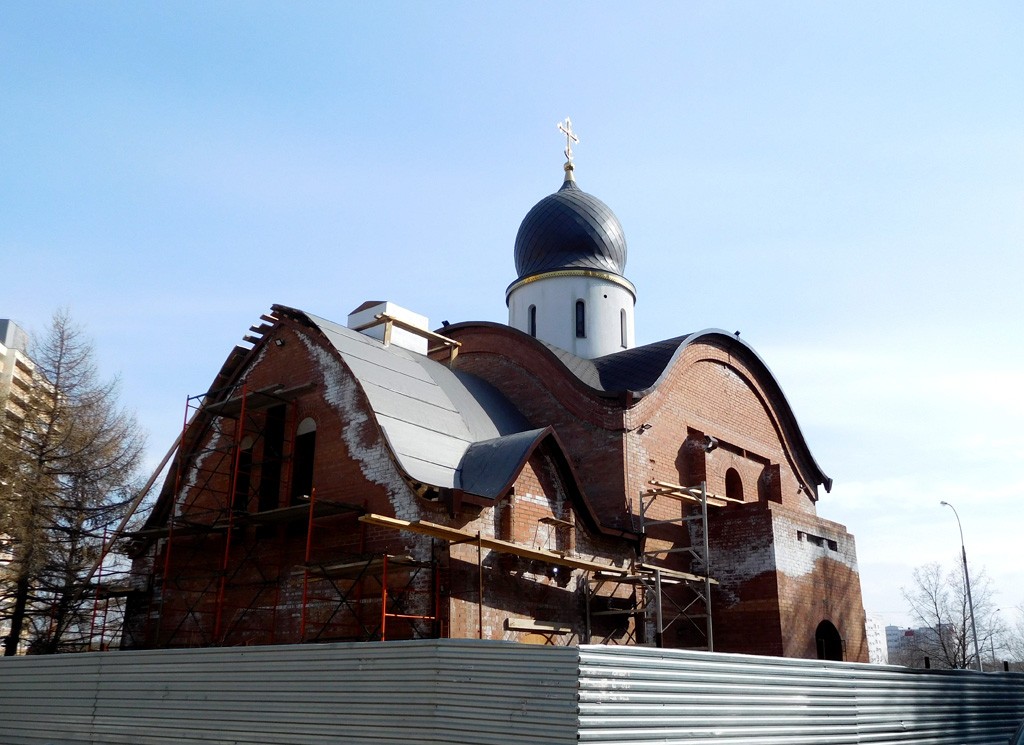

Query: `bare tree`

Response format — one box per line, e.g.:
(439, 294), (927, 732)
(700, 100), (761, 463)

(0, 310), (144, 655)
(900, 561), (1000, 670)
(1001, 604), (1024, 671)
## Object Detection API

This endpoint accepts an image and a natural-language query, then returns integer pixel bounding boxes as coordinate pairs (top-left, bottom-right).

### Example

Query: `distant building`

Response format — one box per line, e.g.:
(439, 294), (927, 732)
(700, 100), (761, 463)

(886, 625), (912, 663)
(0, 319), (33, 429)
(886, 624), (943, 667)
(865, 614), (888, 664)
(0, 319), (34, 655)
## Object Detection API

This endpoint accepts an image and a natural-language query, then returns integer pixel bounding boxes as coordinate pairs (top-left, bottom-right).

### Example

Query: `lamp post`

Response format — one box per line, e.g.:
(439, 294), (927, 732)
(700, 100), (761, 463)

(940, 501), (983, 672)
(990, 608), (1000, 671)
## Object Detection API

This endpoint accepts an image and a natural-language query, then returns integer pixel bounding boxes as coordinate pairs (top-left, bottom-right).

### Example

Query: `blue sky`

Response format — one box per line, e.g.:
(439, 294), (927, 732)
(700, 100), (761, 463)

(3, 2), (1022, 633)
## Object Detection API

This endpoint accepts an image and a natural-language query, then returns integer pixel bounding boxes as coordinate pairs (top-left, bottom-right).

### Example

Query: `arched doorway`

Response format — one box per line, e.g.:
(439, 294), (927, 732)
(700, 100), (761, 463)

(815, 620), (844, 661)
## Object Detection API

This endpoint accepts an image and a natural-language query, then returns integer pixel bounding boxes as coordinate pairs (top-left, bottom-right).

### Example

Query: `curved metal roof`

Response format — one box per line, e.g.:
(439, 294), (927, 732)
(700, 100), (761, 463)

(300, 309), (531, 493)
(539, 334), (688, 395)
(513, 175), (627, 279)
(550, 330), (832, 492)
(443, 321), (833, 494)
(458, 427), (556, 500)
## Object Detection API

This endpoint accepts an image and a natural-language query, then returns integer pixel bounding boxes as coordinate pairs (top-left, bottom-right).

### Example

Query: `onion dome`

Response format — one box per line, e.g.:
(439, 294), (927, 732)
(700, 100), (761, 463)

(513, 164), (627, 279)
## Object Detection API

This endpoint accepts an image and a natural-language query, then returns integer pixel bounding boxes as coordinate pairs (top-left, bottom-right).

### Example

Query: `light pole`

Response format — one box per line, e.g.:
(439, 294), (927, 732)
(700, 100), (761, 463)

(940, 501), (983, 672)
(990, 608), (1001, 671)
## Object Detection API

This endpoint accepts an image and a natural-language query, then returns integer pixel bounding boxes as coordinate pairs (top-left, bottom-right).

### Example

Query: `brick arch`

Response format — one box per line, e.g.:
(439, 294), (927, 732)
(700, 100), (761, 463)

(441, 321), (830, 526)
(631, 340), (828, 505)
(816, 619), (844, 660)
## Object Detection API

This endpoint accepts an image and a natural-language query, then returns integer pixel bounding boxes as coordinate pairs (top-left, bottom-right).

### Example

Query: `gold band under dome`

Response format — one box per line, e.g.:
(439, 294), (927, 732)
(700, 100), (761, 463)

(505, 269), (637, 304)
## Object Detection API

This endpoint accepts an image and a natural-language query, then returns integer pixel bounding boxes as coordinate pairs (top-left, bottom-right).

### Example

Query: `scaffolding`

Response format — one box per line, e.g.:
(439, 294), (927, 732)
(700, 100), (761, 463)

(584, 569), (646, 645)
(360, 513), (633, 642)
(126, 376), (455, 648)
(358, 498), (727, 650)
(84, 529), (132, 651)
(133, 393), (732, 651)
(299, 493), (440, 643)
(151, 381), (296, 645)
(129, 381), (321, 645)
(585, 480), (732, 650)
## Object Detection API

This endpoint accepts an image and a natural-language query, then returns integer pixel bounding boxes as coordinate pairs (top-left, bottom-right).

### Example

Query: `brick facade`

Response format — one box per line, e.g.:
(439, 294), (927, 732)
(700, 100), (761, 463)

(129, 308), (867, 663)
(437, 321), (867, 661)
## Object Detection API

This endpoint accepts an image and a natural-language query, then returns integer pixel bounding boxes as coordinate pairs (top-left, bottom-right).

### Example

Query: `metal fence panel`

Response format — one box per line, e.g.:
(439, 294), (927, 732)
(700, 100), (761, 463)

(3, 641), (1023, 744)
(0, 640), (579, 745)
(578, 645), (1024, 745)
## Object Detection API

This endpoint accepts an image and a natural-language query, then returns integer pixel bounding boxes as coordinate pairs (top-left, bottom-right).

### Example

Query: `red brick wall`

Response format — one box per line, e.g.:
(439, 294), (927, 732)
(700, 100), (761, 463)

(771, 507), (868, 662)
(442, 323), (866, 661)
(140, 319), (442, 647)
(136, 316), (865, 662)
(452, 351), (632, 527)
(447, 447), (634, 646)
(625, 341), (821, 516)
(699, 502), (867, 662)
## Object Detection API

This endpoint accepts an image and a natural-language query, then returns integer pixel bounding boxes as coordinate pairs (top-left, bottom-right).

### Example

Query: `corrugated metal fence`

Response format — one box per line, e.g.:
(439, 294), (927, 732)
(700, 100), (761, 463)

(0, 640), (578, 745)
(0, 641), (1021, 744)
(578, 645), (1024, 745)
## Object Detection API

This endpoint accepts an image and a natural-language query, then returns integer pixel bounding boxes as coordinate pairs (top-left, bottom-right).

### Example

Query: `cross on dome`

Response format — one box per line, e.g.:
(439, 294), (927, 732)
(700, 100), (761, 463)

(558, 117), (579, 162)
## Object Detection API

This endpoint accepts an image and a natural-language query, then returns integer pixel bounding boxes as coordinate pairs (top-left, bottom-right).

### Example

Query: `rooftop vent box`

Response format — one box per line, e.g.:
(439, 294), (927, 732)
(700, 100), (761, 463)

(0, 319), (29, 352)
(347, 301), (429, 355)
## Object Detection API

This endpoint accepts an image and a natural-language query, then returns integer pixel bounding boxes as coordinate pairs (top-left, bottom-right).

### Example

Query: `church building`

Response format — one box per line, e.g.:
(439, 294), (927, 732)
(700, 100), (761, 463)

(126, 132), (868, 662)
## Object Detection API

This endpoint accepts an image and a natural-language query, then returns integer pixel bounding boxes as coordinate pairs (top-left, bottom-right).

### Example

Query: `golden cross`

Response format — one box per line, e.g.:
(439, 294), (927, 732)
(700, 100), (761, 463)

(558, 117), (579, 162)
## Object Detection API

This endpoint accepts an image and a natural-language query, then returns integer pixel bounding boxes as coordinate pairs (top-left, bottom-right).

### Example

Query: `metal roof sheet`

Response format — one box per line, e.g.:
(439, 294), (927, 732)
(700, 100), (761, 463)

(459, 428), (550, 499)
(514, 176), (628, 279)
(540, 334), (691, 395)
(302, 311), (530, 493)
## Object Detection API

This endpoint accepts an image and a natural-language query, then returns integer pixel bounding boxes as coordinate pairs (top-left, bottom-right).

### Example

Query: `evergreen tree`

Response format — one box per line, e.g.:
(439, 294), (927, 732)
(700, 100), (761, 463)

(0, 310), (144, 655)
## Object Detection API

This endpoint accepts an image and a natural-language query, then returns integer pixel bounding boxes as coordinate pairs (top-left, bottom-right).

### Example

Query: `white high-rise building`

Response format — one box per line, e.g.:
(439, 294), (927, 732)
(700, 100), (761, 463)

(1, 319), (37, 654)
(0, 319), (34, 429)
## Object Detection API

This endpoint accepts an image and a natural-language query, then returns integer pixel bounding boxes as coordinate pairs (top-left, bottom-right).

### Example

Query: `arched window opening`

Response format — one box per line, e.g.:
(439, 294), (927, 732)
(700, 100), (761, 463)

(232, 436), (255, 512)
(726, 468), (744, 502)
(815, 620), (844, 661)
(575, 300), (586, 338)
(291, 417), (317, 504)
(528, 305), (537, 337)
(258, 405), (286, 513)
(620, 308), (627, 348)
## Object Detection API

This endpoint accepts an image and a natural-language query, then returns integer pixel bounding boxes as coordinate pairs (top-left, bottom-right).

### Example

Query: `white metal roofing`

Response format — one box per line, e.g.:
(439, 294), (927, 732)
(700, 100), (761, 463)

(304, 310), (533, 495)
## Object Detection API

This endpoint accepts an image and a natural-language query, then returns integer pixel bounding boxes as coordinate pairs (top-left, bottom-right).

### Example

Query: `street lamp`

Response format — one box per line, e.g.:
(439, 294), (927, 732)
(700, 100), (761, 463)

(940, 501), (983, 672)
(991, 608), (1001, 670)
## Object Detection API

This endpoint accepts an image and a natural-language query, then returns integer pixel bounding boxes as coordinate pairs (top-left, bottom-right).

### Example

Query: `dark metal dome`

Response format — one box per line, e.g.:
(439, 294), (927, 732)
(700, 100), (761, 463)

(514, 170), (627, 279)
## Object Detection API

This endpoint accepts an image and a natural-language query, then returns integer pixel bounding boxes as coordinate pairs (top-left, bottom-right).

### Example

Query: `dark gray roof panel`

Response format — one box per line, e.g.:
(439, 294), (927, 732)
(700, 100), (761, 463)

(343, 356), (459, 412)
(514, 178), (627, 279)
(458, 429), (549, 499)
(375, 416), (471, 481)
(316, 325), (448, 399)
(592, 336), (692, 392)
(539, 334), (691, 395)
(363, 383), (472, 443)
